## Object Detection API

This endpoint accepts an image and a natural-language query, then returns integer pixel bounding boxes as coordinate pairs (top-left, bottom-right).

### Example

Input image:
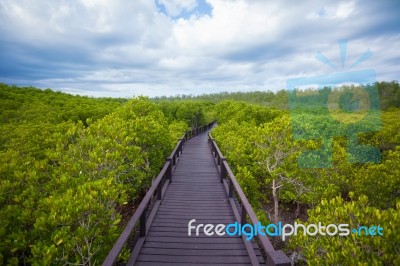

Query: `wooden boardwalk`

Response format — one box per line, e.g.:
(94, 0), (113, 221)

(131, 132), (263, 265)
(103, 123), (290, 266)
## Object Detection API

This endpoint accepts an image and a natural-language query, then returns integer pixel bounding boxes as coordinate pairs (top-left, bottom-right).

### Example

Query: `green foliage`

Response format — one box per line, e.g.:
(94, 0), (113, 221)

(153, 89), (289, 108)
(212, 102), (286, 218)
(377, 81), (400, 110)
(153, 81), (400, 110)
(0, 83), (126, 125)
(351, 147), (400, 209)
(212, 95), (400, 263)
(288, 195), (400, 265)
(0, 85), (189, 265)
(1, 82), (399, 264)
(213, 100), (281, 126)
(31, 178), (124, 265)
(157, 100), (213, 127)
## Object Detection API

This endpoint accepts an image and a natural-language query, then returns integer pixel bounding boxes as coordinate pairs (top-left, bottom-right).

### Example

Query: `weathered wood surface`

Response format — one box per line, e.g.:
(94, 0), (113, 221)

(132, 132), (263, 265)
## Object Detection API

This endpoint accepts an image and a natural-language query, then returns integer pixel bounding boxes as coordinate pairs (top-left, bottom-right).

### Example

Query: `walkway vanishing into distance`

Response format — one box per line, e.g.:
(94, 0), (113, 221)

(133, 132), (263, 265)
(103, 123), (290, 266)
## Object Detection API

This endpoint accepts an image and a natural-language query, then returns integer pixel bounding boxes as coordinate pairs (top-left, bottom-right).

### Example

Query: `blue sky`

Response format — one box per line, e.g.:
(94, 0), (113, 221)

(0, 0), (399, 97)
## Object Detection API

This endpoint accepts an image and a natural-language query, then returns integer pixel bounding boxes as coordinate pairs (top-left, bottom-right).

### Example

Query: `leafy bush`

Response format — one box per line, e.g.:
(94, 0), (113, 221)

(288, 195), (400, 265)
(0, 91), (187, 264)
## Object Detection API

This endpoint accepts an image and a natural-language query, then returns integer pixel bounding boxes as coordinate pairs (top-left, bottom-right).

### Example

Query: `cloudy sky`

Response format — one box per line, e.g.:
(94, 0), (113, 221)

(0, 0), (399, 97)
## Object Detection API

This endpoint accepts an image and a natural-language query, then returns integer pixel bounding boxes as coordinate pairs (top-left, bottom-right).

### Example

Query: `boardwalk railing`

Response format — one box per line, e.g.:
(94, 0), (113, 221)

(208, 134), (291, 266)
(103, 121), (215, 266)
(185, 122), (215, 139)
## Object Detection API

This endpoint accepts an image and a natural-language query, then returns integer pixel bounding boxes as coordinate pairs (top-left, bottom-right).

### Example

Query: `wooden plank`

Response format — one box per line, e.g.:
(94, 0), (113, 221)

(150, 222), (234, 228)
(140, 248), (249, 256)
(162, 195), (227, 199)
(141, 245), (261, 256)
(156, 210), (234, 215)
(136, 254), (251, 264)
(166, 186), (224, 189)
(143, 241), (245, 250)
(154, 212), (232, 218)
(149, 226), (222, 233)
(143, 236), (243, 244)
(146, 231), (235, 238)
(158, 204), (231, 209)
(159, 205), (230, 209)
(164, 189), (225, 193)
(135, 262), (252, 266)
(129, 131), (273, 266)
(160, 201), (229, 206)
(160, 201), (230, 205)
(150, 219), (236, 225)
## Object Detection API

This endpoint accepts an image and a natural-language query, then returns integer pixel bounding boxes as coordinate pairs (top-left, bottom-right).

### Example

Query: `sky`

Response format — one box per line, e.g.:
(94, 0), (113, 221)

(0, 0), (399, 97)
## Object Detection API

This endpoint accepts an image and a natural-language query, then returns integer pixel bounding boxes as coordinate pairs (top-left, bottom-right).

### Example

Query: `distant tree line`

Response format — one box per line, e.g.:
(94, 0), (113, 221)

(152, 81), (400, 110)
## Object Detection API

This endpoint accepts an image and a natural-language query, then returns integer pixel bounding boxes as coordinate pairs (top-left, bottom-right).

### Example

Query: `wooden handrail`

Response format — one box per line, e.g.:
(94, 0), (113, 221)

(103, 121), (215, 265)
(208, 133), (291, 266)
(102, 159), (172, 265)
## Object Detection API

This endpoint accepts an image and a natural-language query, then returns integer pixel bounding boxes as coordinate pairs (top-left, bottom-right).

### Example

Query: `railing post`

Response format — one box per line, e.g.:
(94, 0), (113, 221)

(178, 139), (183, 156)
(181, 139), (184, 154)
(220, 157), (226, 182)
(241, 204), (247, 225)
(228, 178), (233, 198)
(166, 158), (172, 182)
(212, 143), (215, 156)
(140, 209), (147, 237)
(157, 179), (162, 200)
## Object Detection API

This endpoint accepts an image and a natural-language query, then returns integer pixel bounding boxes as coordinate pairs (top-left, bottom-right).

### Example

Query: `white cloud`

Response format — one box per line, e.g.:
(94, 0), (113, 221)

(0, 0), (399, 97)
(157, 0), (198, 16)
(307, 1), (355, 20)
(172, 0), (281, 54)
(335, 2), (355, 19)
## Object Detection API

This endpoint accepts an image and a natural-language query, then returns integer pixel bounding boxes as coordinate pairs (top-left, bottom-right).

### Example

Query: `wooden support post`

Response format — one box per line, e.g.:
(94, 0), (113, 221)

(140, 209), (147, 237)
(166, 158), (172, 182)
(220, 158), (226, 182)
(157, 179), (162, 200)
(178, 139), (183, 156)
(241, 204), (247, 225)
(229, 179), (233, 198)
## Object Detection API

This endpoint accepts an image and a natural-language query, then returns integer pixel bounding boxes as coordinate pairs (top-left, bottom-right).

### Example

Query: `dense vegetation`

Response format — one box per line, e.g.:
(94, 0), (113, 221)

(153, 81), (400, 110)
(1, 81), (399, 265)
(211, 83), (400, 265)
(0, 84), (201, 264)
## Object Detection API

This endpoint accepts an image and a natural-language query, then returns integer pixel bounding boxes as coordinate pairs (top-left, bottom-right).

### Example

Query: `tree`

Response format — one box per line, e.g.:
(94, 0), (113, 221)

(288, 195), (400, 265)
